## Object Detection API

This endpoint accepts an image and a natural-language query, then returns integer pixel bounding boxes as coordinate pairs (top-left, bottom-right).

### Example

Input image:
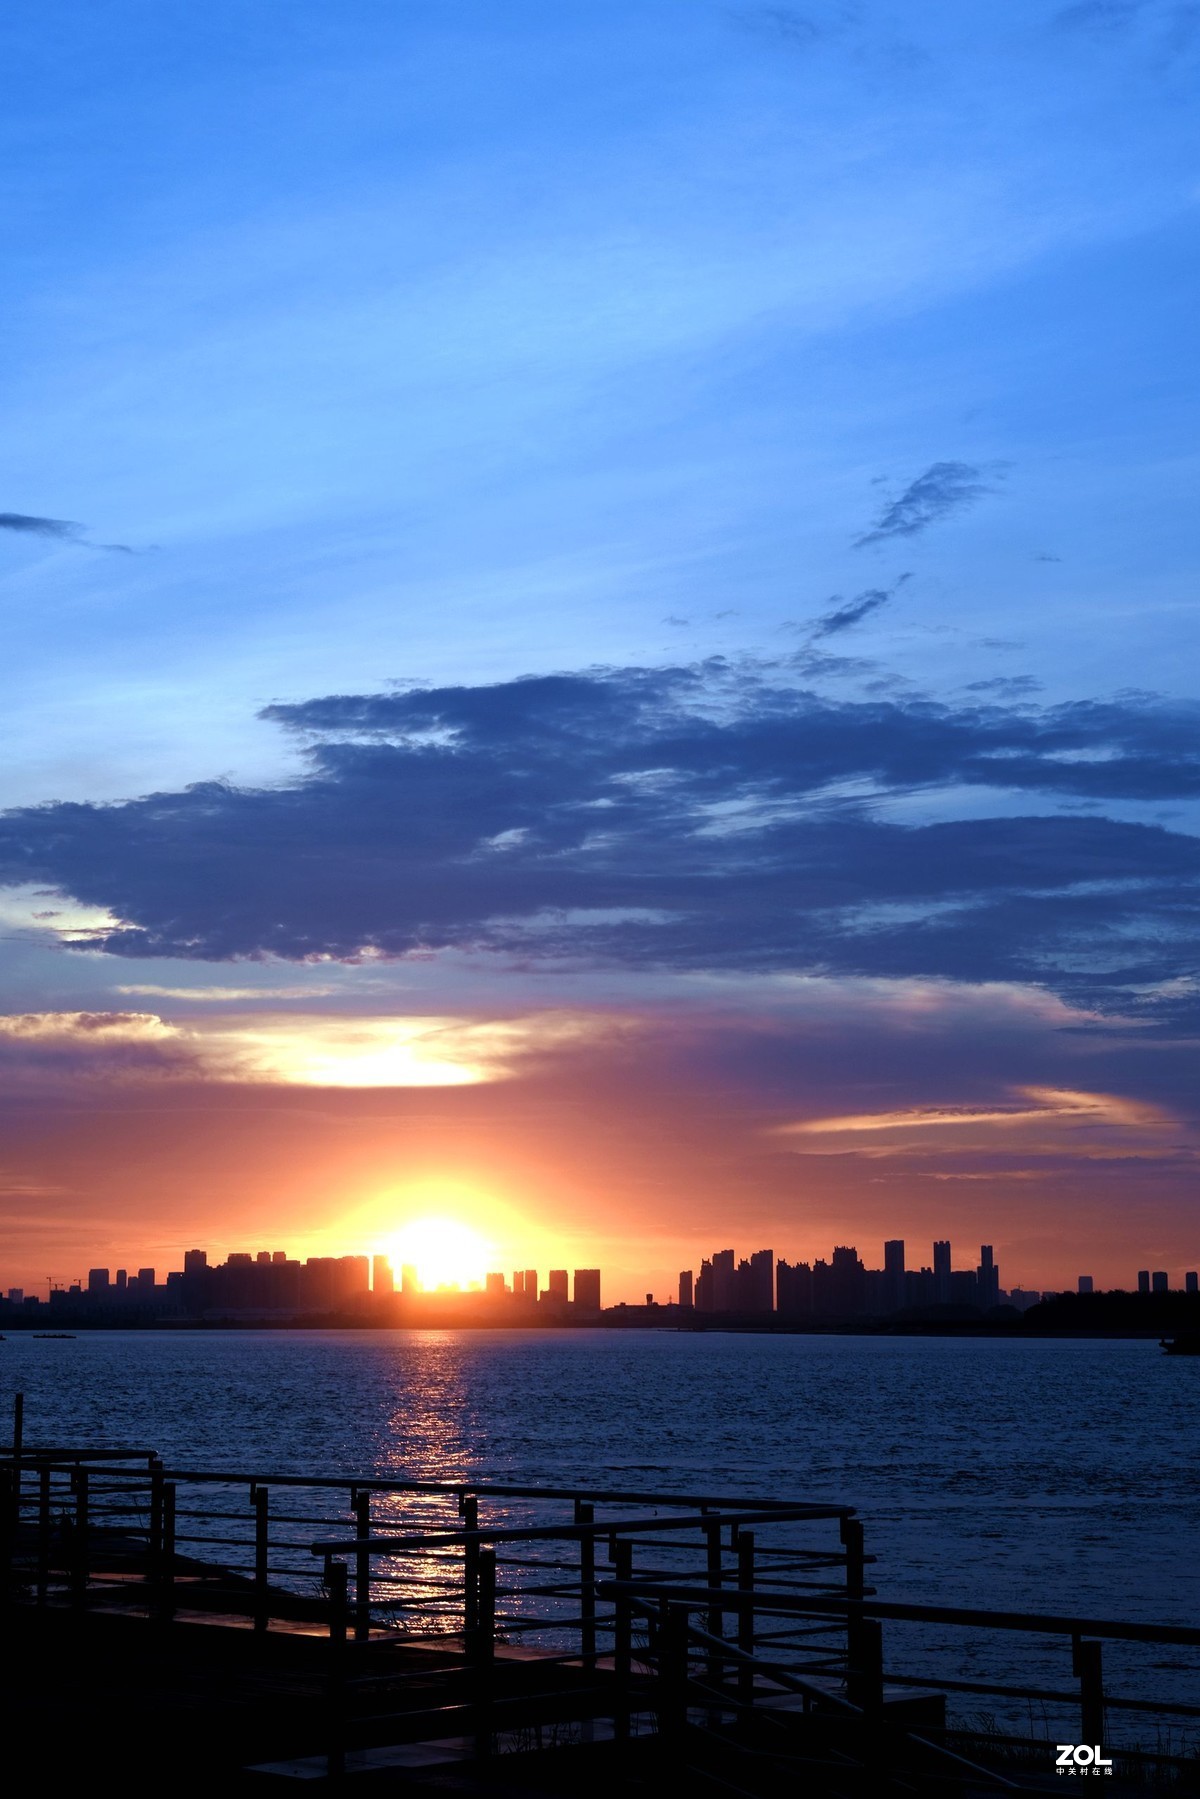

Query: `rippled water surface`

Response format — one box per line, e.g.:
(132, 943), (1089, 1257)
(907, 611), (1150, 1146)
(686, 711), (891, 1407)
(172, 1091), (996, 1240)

(3, 1328), (1197, 1624)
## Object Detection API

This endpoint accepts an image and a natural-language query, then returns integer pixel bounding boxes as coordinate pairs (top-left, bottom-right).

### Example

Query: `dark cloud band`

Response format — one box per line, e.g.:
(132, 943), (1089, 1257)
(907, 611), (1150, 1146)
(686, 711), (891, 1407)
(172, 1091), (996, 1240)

(0, 662), (1196, 1013)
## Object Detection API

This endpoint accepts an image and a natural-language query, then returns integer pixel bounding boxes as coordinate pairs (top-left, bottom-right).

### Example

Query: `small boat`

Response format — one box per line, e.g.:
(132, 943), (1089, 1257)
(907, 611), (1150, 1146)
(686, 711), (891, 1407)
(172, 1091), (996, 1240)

(1161, 1334), (1200, 1355)
(32, 1332), (76, 1340)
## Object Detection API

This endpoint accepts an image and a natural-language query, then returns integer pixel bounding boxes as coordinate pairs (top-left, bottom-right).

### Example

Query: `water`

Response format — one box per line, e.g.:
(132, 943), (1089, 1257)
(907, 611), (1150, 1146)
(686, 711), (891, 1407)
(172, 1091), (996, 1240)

(4, 1327), (1196, 1626)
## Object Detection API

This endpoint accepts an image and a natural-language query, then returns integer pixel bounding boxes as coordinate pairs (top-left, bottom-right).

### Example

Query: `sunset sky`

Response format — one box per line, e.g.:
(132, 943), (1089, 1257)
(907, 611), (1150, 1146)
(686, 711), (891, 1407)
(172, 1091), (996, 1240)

(1, 2), (1197, 1297)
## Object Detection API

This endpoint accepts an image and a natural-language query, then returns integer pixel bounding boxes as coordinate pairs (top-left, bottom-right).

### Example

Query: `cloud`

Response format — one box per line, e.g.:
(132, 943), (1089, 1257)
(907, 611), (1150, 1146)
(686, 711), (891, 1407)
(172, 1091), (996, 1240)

(1053, 1), (1144, 36)
(0, 512), (83, 541)
(854, 461), (1001, 547)
(0, 664), (1196, 1018)
(731, 7), (825, 48)
(809, 573), (912, 639)
(0, 510), (138, 555)
(783, 1086), (1170, 1134)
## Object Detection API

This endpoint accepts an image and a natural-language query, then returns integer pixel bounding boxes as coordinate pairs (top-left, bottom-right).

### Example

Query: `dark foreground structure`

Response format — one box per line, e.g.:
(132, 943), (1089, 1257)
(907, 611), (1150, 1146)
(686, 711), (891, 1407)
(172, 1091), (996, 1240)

(2, 1397), (1198, 1793)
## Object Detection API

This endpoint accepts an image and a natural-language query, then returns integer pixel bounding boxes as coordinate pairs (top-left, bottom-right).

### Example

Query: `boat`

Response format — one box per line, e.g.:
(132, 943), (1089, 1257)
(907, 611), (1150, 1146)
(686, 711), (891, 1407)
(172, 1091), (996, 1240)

(32, 1333), (76, 1340)
(1160, 1334), (1200, 1355)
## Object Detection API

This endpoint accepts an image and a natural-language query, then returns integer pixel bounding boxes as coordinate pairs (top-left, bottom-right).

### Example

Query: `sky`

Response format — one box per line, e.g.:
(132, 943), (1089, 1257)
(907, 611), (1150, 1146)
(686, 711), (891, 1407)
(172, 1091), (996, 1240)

(0, 0), (1197, 1298)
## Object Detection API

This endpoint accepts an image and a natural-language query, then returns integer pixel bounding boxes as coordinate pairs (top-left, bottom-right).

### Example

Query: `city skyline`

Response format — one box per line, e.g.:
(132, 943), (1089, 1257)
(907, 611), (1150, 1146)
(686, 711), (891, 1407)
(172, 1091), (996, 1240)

(6, 1227), (1197, 1317)
(1, 5), (1198, 1291)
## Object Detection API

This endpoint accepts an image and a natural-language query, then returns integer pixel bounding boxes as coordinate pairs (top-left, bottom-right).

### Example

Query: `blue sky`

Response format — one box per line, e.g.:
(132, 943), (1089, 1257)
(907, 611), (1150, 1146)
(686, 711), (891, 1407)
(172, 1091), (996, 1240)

(0, 2), (1197, 1290)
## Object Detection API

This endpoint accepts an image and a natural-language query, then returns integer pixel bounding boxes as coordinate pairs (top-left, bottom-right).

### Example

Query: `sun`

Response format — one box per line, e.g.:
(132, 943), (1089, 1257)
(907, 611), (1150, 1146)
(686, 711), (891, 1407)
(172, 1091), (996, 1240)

(386, 1217), (493, 1291)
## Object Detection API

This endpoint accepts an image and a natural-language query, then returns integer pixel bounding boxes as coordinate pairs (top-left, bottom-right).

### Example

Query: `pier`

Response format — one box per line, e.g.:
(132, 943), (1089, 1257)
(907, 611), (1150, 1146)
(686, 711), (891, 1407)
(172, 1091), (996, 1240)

(2, 1396), (1198, 1792)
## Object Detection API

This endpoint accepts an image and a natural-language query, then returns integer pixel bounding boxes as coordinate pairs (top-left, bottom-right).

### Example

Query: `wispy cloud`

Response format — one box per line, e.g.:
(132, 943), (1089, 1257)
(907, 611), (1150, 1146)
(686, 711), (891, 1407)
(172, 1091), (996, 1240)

(0, 512), (84, 541)
(782, 1086), (1170, 1134)
(0, 510), (136, 554)
(809, 573), (912, 639)
(854, 461), (1002, 548)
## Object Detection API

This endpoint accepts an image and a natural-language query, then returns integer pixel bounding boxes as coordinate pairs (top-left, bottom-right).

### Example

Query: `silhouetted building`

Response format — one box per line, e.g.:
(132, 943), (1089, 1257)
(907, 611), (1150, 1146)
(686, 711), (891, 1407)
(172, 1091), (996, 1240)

(184, 1249), (208, 1276)
(883, 1239), (905, 1312)
(87, 1268), (109, 1294)
(733, 1249), (774, 1313)
(712, 1249), (736, 1311)
(372, 1255), (394, 1296)
(1152, 1271), (1169, 1293)
(485, 1271), (506, 1296)
(1187, 1273), (1198, 1295)
(548, 1269), (568, 1301)
(775, 1259), (813, 1316)
(695, 1258), (714, 1311)
(830, 1246), (866, 1316)
(573, 1268), (601, 1312)
(678, 1270), (693, 1308)
(1138, 1270), (1150, 1293)
(933, 1240), (951, 1305)
(1078, 1275), (1094, 1295)
(977, 1245), (999, 1309)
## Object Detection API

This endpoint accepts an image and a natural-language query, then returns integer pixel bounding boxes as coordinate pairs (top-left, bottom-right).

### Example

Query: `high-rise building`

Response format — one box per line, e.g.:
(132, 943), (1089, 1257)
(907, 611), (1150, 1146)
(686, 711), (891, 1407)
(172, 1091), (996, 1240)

(776, 1259), (813, 1316)
(977, 1245), (999, 1309)
(830, 1246), (866, 1316)
(115, 1268), (127, 1291)
(748, 1248), (774, 1313)
(548, 1269), (569, 1301)
(712, 1249), (736, 1311)
(524, 1269), (538, 1301)
(695, 1258), (714, 1311)
(573, 1268), (601, 1311)
(1138, 1270), (1150, 1293)
(485, 1271), (506, 1296)
(678, 1270), (694, 1308)
(372, 1255), (394, 1296)
(1187, 1272), (1198, 1295)
(184, 1249), (208, 1276)
(883, 1240), (905, 1312)
(933, 1240), (951, 1305)
(87, 1268), (110, 1293)
(1152, 1271), (1169, 1293)
(137, 1267), (155, 1288)
(1077, 1275), (1094, 1295)
(512, 1270), (525, 1298)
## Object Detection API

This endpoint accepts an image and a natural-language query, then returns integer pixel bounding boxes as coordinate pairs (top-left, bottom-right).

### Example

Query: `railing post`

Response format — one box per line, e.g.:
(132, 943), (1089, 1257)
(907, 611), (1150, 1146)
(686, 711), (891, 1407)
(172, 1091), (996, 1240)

(148, 1462), (163, 1598)
(737, 1529), (755, 1707)
(37, 1463), (51, 1603)
(575, 1500), (596, 1668)
(462, 1493), (479, 1639)
(474, 1547), (496, 1761)
(10, 1390), (23, 1540)
(159, 1481), (176, 1620)
(326, 1558), (348, 1780)
(0, 1464), (13, 1594)
(846, 1614), (884, 1713)
(354, 1488), (371, 1642)
(1073, 1635), (1105, 1748)
(841, 1516), (865, 1599)
(705, 1518), (725, 1691)
(71, 1466), (89, 1608)
(658, 1602), (690, 1738)
(253, 1484), (270, 1632)
(613, 1537), (633, 1740)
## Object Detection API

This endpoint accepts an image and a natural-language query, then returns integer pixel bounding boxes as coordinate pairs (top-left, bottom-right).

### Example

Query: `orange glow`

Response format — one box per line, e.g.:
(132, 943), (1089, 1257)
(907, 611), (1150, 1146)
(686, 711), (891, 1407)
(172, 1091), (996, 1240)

(384, 1217), (494, 1290)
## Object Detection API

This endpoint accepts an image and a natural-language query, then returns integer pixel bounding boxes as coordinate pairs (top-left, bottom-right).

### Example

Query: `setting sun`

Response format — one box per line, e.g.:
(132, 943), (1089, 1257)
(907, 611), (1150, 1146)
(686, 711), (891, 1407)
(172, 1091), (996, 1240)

(385, 1217), (494, 1291)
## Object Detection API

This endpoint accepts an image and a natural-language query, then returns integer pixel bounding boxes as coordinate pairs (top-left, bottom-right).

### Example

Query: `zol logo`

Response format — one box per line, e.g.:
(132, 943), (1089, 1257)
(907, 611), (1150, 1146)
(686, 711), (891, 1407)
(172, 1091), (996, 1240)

(1056, 1745), (1113, 1776)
